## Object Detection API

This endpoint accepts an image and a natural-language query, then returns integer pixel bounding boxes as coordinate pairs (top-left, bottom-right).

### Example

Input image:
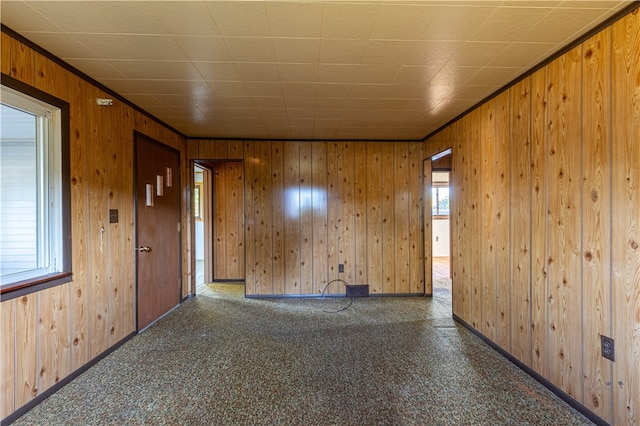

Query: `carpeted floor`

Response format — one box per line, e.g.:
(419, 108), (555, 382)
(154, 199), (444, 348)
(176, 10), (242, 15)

(12, 284), (593, 426)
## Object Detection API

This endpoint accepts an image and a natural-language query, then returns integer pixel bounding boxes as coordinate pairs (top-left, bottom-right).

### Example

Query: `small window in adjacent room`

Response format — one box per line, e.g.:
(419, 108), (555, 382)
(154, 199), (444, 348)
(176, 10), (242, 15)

(431, 171), (450, 218)
(0, 78), (71, 298)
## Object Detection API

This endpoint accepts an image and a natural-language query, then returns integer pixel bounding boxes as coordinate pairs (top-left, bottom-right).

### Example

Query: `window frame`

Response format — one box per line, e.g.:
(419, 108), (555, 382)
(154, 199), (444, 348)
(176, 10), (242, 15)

(431, 170), (450, 219)
(0, 74), (72, 300)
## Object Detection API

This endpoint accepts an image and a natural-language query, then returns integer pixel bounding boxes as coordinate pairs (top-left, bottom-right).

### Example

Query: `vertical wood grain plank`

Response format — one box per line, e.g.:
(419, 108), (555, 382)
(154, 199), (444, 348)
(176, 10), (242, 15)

(0, 300), (16, 419)
(409, 142), (425, 294)
(546, 46), (583, 402)
(339, 142), (356, 285)
(121, 106), (135, 335)
(480, 99), (497, 340)
(299, 142), (314, 294)
(422, 157), (432, 295)
(214, 140), (229, 159)
(87, 87), (109, 357)
(381, 142), (395, 293)
(611, 9), (640, 425)
(271, 142), (285, 294)
(366, 143), (383, 294)
(531, 67), (549, 376)
(326, 142), (340, 291)
(107, 100), (124, 344)
(394, 142), (410, 294)
(510, 78), (533, 365)
(244, 142), (257, 295)
(187, 140), (199, 160)
(451, 115), (472, 323)
(311, 142), (328, 294)
(213, 164), (227, 279)
(581, 28), (613, 422)
(283, 142), (301, 294)
(470, 110), (482, 329)
(15, 294), (38, 408)
(228, 140), (244, 160)
(38, 285), (71, 392)
(494, 90), (511, 351)
(198, 140), (216, 159)
(255, 142), (274, 294)
(354, 142), (368, 285)
(34, 54), (67, 99)
(1, 32), (11, 75)
(10, 39), (34, 84)
(68, 74), (89, 370)
(229, 161), (244, 279)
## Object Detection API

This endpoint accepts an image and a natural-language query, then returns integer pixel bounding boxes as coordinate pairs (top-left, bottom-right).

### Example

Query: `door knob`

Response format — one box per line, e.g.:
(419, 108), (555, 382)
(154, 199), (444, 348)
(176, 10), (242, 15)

(137, 246), (151, 252)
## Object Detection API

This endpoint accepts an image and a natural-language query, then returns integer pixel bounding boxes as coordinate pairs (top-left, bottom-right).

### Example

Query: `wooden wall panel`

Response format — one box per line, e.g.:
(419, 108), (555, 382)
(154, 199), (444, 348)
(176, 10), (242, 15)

(394, 142), (410, 294)
(15, 294), (38, 408)
(338, 143), (356, 285)
(354, 142), (368, 285)
(408, 143), (425, 294)
(494, 90), (510, 351)
(255, 142), (274, 294)
(581, 29), (613, 421)
(425, 8), (640, 423)
(213, 164), (228, 278)
(1, 299), (16, 419)
(422, 158), (432, 295)
(283, 142), (300, 294)
(2, 30), (187, 422)
(68, 74), (90, 372)
(509, 78), (532, 365)
(480, 100), (497, 339)
(86, 86), (110, 359)
(326, 143), (340, 292)
(366, 143), (383, 294)
(546, 46), (583, 401)
(469, 110), (482, 329)
(10, 38), (34, 85)
(1, 32), (11, 75)
(244, 142), (257, 295)
(311, 142), (328, 294)
(121, 107), (136, 334)
(228, 161), (244, 279)
(381, 143), (395, 293)
(271, 142), (285, 294)
(299, 142), (313, 294)
(107, 100), (124, 345)
(611, 9), (640, 426)
(38, 285), (71, 391)
(530, 68), (549, 376)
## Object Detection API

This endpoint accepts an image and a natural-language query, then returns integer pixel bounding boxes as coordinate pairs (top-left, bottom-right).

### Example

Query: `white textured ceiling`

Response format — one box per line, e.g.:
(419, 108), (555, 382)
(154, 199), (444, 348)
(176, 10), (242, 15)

(0, 1), (632, 140)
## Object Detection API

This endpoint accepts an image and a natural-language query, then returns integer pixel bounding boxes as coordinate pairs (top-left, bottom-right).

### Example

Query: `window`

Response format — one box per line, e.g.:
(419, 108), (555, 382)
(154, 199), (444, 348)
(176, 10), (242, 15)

(0, 76), (71, 298)
(431, 171), (450, 218)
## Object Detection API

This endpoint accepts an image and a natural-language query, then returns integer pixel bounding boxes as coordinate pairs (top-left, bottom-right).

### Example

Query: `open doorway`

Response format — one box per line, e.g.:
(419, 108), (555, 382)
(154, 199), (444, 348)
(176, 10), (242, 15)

(430, 149), (451, 296)
(193, 160), (245, 294)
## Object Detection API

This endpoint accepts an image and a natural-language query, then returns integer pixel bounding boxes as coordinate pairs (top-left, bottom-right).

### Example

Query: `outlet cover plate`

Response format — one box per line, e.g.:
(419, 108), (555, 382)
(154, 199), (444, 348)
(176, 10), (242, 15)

(601, 335), (615, 361)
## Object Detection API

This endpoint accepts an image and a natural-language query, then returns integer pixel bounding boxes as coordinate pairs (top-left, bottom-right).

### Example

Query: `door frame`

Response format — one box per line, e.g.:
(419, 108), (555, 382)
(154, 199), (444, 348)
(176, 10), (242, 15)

(425, 148), (452, 298)
(134, 131), (182, 332)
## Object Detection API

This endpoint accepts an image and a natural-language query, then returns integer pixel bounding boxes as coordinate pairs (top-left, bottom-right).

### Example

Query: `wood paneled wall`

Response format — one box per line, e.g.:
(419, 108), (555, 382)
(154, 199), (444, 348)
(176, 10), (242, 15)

(188, 140), (426, 296)
(212, 162), (245, 281)
(0, 31), (188, 421)
(425, 9), (640, 425)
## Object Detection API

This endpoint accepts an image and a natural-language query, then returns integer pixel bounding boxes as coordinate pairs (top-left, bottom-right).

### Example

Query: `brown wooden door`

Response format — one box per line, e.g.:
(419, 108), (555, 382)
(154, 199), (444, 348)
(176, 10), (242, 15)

(135, 134), (181, 331)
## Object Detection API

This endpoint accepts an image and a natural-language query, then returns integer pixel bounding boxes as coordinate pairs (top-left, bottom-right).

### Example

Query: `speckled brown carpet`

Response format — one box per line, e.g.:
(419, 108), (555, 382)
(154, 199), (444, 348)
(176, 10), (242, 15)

(12, 284), (593, 426)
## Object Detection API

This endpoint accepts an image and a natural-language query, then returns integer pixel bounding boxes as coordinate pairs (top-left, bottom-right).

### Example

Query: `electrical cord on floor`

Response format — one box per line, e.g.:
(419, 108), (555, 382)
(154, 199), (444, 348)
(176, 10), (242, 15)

(320, 278), (353, 313)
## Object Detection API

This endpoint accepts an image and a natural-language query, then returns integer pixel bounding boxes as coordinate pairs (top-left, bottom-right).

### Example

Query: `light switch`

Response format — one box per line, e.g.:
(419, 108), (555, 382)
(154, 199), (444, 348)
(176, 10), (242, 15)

(109, 209), (118, 223)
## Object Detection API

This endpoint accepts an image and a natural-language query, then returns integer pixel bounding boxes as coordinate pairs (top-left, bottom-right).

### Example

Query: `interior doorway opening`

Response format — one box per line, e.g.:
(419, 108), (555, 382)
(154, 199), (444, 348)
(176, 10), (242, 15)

(193, 160), (245, 294)
(430, 149), (452, 296)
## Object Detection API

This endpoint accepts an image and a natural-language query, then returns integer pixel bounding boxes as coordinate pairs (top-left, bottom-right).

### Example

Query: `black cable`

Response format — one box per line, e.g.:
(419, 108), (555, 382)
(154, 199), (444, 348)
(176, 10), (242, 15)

(320, 278), (354, 313)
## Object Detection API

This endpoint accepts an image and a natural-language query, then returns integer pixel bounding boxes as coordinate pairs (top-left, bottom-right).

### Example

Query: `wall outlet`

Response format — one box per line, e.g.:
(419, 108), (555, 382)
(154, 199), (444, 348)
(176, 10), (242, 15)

(601, 335), (615, 361)
(338, 264), (344, 273)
